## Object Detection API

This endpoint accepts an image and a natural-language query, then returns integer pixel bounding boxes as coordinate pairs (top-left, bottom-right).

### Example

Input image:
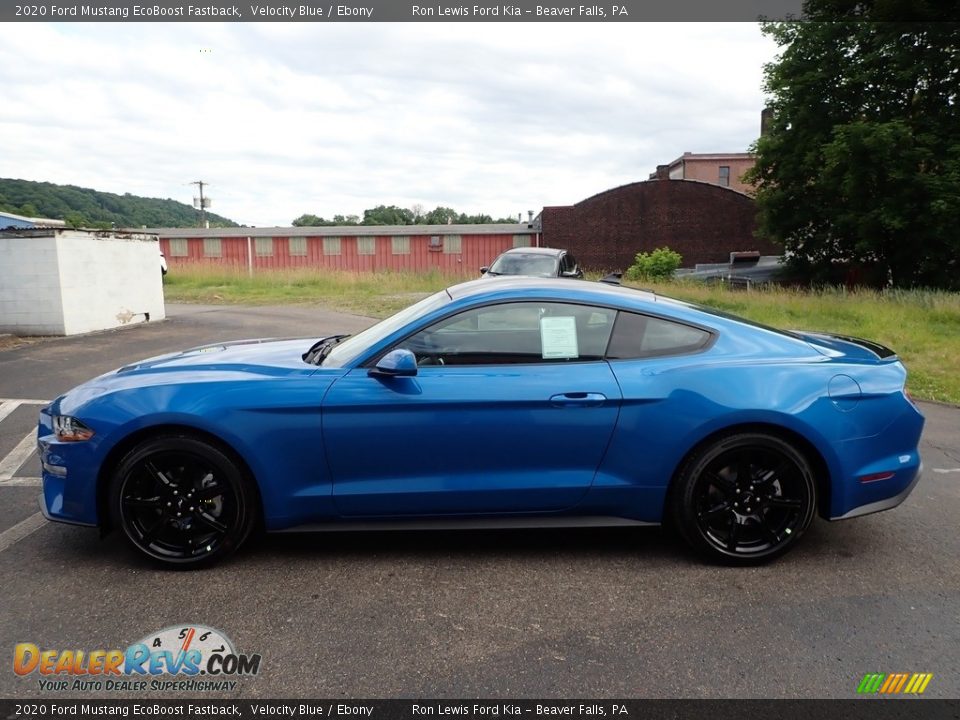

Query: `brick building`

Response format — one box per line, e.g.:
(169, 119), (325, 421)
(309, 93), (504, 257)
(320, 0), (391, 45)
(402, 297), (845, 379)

(539, 174), (780, 272)
(649, 152), (757, 195)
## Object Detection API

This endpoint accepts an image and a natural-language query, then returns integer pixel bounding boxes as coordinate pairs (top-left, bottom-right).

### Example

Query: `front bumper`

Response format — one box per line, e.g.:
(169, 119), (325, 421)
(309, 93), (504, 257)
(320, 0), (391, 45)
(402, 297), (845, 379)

(37, 407), (100, 527)
(37, 492), (96, 527)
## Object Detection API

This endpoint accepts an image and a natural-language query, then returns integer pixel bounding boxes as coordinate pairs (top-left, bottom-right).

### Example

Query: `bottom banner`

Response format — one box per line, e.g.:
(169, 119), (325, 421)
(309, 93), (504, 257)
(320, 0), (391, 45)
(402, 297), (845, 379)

(1, 700), (959, 720)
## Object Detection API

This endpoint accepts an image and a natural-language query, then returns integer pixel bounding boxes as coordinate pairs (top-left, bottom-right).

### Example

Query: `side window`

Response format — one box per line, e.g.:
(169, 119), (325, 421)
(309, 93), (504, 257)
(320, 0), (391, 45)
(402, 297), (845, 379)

(606, 312), (711, 360)
(392, 302), (615, 366)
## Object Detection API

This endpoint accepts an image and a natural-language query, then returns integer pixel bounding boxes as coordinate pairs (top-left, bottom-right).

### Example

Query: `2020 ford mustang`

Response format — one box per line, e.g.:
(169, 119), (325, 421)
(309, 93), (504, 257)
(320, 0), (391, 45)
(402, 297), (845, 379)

(38, 278), (924, 567)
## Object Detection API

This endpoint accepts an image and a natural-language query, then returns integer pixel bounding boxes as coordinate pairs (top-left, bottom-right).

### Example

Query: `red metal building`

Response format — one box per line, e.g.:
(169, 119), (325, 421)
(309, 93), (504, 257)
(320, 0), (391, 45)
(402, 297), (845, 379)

(152, 224), (540, 274)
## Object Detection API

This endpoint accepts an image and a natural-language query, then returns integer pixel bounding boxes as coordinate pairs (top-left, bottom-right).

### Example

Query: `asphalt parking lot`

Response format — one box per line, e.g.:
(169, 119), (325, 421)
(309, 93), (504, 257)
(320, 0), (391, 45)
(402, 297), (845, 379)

(0, 303), (958, 699)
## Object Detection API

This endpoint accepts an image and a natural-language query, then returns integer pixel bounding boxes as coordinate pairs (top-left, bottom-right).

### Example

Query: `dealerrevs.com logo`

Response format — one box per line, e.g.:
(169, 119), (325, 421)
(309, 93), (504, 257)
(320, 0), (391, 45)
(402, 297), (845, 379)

(13, 624), (261, 693)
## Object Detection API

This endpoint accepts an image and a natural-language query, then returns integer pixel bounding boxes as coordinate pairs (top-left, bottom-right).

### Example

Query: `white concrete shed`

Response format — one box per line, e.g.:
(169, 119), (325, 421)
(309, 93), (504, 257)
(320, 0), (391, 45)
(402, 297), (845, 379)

(0, 228), (166, 336)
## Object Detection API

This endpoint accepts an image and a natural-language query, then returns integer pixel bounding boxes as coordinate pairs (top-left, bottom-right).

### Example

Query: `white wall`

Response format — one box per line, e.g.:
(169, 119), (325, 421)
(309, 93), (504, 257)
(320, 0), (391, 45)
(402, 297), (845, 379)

(0, 235), (67, 335)
(0, 230), (165, 336)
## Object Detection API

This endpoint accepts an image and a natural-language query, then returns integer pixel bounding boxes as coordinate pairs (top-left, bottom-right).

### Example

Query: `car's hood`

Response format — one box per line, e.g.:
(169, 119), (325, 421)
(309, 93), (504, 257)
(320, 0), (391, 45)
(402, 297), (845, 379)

(53, 337), (338, 418)
(113, 337), (322, 376)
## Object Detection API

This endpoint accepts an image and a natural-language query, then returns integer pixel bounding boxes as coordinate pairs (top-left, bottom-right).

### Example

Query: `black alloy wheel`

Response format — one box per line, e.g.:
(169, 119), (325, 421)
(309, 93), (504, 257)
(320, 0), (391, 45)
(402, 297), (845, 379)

(671, 433), (817, 564)
(110, 435), (257, 568)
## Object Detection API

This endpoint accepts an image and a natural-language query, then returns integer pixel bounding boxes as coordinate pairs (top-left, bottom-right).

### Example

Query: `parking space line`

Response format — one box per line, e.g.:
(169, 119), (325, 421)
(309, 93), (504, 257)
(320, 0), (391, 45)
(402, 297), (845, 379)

(0, 477), (42, 487)
(0, 431), (37, 480)
(0, 400), (20, 424)
(0, 512), (46, 554)
(0, 398), (49, 405)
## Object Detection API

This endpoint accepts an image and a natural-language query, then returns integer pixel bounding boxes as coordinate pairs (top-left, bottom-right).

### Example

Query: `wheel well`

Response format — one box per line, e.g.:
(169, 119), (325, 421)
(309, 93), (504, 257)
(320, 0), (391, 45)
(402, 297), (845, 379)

(96, 424), (264, 534)
(665, 422), (833, 519)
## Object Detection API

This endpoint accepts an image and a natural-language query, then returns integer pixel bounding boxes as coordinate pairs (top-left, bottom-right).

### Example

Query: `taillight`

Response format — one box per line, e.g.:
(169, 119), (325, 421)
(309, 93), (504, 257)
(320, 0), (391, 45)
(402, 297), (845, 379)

(859, 471), (896, 484)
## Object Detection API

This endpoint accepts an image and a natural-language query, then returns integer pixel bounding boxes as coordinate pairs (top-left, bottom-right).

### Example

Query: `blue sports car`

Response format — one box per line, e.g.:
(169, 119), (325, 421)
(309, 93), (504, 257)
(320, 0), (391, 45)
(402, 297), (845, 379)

(38, 278), (924, 567)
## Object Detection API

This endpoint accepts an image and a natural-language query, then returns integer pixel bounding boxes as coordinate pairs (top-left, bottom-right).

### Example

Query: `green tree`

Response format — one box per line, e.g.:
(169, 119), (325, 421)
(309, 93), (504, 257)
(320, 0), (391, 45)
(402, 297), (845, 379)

(290, 207), (519, 227)
(292, 214), (327, 226)
(63, 211), (90, 228)
(0, 178), (239, 228)
(746, 13), (960, 288)
(421, 206), (458, 225)
(624, 247), (683, 281)
(361, 205), (414, 225)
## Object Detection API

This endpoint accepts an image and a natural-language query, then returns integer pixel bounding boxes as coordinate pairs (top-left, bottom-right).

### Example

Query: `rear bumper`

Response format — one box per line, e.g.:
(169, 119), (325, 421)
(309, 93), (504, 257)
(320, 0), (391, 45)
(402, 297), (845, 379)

(830, 462), (922, 520)
(824, 396), (924, 520)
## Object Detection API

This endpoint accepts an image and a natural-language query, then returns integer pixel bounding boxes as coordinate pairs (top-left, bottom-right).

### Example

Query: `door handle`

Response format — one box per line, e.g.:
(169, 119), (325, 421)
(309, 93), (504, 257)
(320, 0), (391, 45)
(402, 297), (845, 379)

(549, 392), (607, 407)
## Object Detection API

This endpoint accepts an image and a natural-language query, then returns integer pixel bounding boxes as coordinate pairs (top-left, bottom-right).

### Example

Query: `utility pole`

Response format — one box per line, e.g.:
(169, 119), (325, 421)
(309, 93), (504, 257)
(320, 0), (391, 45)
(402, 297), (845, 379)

(190, 180), (211, 228)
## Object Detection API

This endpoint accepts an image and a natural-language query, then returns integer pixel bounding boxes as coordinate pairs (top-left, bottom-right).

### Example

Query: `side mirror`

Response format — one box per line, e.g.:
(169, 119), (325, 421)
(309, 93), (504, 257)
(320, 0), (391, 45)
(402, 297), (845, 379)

(560, 270), (579, 278)
(369, 348), (418, 377)
(480, 266), (489, 275)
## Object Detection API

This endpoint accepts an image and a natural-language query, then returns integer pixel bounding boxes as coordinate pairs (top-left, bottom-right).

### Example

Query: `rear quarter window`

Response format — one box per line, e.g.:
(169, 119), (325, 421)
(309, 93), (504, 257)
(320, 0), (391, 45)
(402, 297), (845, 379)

(606, 312), (712, 359)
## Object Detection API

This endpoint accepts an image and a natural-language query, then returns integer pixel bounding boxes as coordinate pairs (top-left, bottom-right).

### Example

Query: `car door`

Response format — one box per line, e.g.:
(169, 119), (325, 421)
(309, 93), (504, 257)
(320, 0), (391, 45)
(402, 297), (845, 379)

(322, 301), (623, 517)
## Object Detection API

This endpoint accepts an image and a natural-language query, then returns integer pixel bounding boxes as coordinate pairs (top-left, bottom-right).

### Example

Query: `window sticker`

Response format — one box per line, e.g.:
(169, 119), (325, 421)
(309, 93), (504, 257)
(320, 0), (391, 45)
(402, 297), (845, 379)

(540, 316), (578, 359)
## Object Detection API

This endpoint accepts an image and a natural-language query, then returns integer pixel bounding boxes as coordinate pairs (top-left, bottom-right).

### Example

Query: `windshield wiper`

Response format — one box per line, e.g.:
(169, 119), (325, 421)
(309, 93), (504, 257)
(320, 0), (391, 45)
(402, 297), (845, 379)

(303, 334), (350, 365)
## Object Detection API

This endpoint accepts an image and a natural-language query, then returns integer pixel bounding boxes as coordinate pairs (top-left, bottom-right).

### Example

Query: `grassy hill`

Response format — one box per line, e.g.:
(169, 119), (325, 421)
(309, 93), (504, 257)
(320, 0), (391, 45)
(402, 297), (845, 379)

(0, 177), (238, 229)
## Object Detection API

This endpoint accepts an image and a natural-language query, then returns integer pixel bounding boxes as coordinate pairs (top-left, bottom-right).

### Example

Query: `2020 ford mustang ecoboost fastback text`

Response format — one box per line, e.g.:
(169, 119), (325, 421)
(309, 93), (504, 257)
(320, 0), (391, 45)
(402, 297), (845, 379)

(37, 278), (924, 567)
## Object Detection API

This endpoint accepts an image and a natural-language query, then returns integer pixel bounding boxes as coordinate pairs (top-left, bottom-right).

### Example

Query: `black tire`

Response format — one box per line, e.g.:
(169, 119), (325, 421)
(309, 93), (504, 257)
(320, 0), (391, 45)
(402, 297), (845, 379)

(670, 432), (817, 565)
(109, 434), (258, 569)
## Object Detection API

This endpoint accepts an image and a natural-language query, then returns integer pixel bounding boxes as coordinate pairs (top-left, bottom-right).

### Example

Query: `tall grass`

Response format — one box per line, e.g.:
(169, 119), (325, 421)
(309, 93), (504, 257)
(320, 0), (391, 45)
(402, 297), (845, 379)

(164, 265), (960, 404)
(164, 264), (472, 317)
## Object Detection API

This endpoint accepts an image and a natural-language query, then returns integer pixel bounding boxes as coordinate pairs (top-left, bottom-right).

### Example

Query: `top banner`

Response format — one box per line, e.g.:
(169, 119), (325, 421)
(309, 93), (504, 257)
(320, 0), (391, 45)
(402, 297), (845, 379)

(3, 0), (807, 22)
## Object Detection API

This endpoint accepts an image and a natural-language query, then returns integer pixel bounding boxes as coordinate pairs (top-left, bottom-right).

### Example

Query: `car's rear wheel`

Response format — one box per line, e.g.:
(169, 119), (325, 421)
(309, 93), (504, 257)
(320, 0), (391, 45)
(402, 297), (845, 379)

(109, 435), (257, 568)
(670, 433), (817, 565)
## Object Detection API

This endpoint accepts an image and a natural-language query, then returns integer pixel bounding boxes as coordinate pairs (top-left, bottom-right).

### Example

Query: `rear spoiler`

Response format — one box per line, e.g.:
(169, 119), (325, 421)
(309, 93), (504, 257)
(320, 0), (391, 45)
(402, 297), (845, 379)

(797, 332), (898, 361)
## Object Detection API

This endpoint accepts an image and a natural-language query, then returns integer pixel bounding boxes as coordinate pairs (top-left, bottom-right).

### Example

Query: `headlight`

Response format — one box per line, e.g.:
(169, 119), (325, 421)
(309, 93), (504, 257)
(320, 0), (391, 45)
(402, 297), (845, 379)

(53, 416), (95, 442)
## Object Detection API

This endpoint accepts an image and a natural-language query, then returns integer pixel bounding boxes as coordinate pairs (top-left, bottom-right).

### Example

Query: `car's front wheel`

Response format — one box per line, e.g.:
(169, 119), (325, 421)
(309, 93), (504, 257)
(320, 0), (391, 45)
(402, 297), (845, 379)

(109, 435), (258, 568)
(670, 432), (817, 565)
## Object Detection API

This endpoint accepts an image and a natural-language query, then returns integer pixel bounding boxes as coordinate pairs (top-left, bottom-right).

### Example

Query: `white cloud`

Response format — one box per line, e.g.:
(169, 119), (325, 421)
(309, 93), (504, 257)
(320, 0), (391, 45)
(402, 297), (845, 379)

(0, 22), (778, 226)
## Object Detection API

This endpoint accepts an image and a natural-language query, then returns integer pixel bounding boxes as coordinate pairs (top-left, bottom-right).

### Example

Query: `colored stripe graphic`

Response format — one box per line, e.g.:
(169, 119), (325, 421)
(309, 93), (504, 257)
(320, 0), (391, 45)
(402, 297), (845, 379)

(857, 674), (885, 693)
(879, 674), (897, 693)
(913, 674), (933, 694)
(857, 673), (932, 695)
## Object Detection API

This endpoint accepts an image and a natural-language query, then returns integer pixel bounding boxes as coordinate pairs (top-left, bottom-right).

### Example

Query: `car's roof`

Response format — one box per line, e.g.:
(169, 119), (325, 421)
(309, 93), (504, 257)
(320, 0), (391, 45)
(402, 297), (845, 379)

(448, 276), (659, 305)
(444, 277), (818, 357)
(498, 246), (567, 257)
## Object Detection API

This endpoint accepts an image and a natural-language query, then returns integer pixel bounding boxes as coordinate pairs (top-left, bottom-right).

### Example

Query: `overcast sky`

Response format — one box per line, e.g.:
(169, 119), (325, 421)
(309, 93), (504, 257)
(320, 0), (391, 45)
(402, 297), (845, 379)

(1, 23), (779, 227)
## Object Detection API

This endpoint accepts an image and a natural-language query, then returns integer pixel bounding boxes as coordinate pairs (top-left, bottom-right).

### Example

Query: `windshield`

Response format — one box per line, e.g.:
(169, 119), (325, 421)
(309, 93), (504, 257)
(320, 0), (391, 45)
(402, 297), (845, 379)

(320, 289), (451, 368)
(488, 253), (559, 277)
